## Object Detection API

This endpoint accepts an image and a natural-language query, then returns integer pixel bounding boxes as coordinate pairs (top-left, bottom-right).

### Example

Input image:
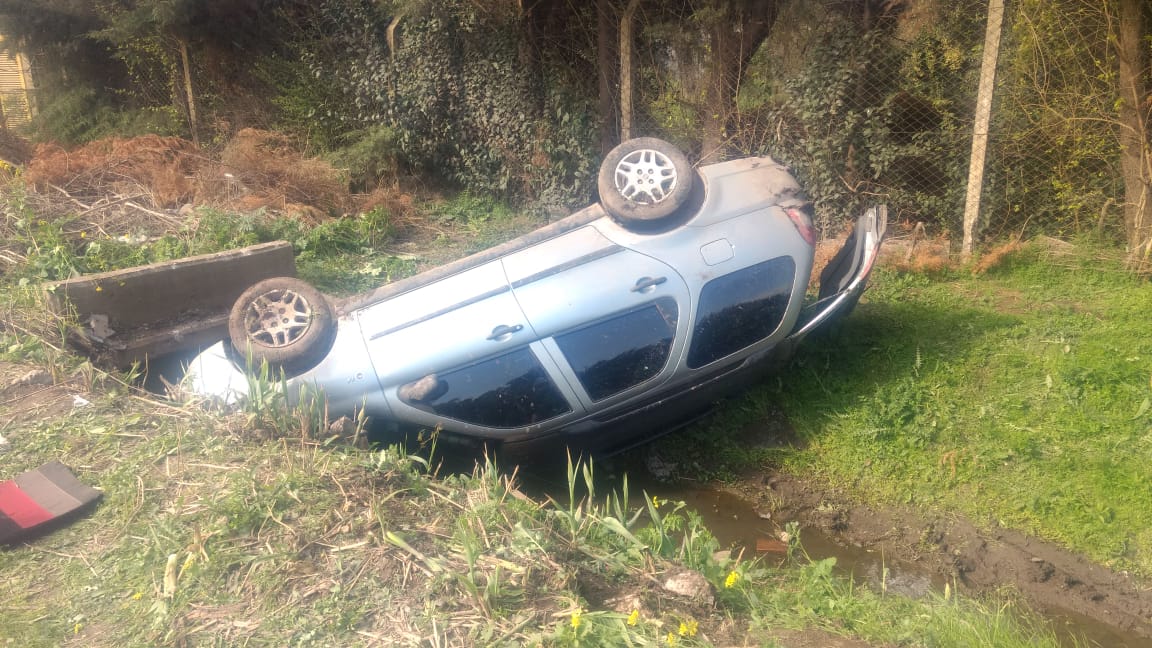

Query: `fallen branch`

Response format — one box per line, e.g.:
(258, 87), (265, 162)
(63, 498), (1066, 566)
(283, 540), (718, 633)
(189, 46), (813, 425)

(47, 183), (91, 211)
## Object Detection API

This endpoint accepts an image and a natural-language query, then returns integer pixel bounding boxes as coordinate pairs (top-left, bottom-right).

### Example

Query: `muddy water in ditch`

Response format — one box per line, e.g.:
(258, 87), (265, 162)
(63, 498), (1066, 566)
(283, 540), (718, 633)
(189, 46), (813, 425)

(648, 485), (1149, 648)
(523, 465), (1151, 648)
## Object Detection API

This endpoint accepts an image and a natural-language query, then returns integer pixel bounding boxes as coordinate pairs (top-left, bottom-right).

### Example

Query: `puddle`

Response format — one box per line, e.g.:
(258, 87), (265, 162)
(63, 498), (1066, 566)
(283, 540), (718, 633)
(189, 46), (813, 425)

(641, 483), (1152, 648)
(518, 460), (1151, 648)
(632, 483), (942, 598)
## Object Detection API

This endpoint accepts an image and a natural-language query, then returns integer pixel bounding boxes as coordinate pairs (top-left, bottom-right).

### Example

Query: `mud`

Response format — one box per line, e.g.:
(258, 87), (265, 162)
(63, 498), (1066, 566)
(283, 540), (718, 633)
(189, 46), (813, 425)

(619, 407), (1152, 646)
(720, 473), (1152, 646)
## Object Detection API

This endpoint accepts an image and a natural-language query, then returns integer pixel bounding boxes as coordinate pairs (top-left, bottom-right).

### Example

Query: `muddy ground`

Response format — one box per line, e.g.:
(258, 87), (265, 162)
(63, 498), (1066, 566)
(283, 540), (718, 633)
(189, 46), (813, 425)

(707, 415), (1152, 645)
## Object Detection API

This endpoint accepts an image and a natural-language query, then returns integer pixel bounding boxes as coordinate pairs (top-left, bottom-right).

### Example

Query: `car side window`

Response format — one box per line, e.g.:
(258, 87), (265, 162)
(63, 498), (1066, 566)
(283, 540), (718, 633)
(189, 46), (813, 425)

(687, 257), (795, 369)
(398, 347), (570, 428)
(555, 298), (678, 401)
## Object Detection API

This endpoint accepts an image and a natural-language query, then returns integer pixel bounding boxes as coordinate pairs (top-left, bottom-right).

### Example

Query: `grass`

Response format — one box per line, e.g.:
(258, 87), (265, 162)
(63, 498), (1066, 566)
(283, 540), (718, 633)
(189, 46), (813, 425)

(659, 241), (1152, 576)
(0, 352), (1070, 646)
(1, 185), (539, 297)
(0, 184), (1090, 646)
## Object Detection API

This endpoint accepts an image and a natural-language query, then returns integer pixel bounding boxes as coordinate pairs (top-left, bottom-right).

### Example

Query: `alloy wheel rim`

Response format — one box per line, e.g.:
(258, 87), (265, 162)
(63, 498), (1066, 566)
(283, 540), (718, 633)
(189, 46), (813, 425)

(613, 148), (678, 205)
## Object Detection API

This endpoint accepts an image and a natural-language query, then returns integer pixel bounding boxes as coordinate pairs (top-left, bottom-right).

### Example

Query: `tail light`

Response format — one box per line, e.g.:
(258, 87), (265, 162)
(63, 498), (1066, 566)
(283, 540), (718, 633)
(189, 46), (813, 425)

(784, 204), (817, 247)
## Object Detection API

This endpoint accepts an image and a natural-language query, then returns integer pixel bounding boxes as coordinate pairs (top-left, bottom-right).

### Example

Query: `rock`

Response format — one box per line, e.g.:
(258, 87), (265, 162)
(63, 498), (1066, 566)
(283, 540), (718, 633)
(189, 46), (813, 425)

(12, 368), (51, 387)
(662, 568), (713, 604)
(328, 416), (357, 437)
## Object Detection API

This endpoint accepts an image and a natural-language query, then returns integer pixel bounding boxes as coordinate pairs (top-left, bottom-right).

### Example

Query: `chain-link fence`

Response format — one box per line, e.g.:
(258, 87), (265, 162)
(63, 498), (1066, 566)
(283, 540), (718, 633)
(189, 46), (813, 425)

(623, 0), (1139, 251)
(9, 0), (1144, 253)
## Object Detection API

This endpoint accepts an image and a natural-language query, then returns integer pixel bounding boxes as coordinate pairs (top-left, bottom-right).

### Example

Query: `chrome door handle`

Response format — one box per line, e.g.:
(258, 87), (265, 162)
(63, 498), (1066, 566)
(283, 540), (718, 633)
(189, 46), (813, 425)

(486, 324), (523, 341)
(631, 276), (667, 293)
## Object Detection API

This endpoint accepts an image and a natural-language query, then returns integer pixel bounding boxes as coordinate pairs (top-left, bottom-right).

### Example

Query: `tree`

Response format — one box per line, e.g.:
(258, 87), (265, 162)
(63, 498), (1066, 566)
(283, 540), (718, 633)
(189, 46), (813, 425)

(1115, 0), (1151, 264)
(695, 0), (783, 162)
(1001, 0), (1152, 260)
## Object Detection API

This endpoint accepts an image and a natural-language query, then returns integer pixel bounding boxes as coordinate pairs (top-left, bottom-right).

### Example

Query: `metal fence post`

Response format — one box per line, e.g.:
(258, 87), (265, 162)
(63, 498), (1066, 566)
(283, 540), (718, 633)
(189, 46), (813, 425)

(962, 0), (1006, 258)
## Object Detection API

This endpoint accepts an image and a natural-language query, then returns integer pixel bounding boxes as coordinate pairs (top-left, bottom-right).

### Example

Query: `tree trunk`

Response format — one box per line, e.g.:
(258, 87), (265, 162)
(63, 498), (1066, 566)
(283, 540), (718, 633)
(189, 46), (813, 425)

(619, 0), (641, 141)
(597, 0), (619, 153)
(177, 37), (198, 145)
(1116, 0), (1151, 263)
(699, 0), (781, 163)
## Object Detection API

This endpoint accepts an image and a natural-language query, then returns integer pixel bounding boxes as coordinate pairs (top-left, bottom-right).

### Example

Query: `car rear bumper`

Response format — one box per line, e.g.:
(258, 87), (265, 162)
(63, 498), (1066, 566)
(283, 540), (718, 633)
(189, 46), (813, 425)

(788, 205), (887, 341)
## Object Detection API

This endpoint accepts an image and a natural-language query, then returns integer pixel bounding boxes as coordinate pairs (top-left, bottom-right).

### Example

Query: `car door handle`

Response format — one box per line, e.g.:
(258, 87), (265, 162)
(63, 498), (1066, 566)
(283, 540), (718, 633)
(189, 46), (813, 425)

(486, 324), (523, 341)
(631, 276), (667, 293)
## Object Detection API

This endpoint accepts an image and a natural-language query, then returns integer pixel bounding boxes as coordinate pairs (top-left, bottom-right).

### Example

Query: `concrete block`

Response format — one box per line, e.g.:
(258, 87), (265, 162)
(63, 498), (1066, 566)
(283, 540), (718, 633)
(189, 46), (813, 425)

(43, 241), (296, 367)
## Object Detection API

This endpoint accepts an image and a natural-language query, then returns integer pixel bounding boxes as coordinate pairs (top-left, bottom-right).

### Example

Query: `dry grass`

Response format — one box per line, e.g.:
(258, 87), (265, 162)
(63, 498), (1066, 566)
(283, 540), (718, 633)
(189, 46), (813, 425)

(25, 135), (201, 208)
(813, 220), (956, 291)
(21, 131), (353, 220)
(198, 129), (349, 217)
(972, 239), (1024, 274)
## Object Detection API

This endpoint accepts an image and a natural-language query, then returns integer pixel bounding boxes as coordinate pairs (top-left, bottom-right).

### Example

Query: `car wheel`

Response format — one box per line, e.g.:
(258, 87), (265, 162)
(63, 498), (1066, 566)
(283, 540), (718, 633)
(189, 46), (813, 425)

(227, 277), (335, 373)
(598, 137), (694, 227)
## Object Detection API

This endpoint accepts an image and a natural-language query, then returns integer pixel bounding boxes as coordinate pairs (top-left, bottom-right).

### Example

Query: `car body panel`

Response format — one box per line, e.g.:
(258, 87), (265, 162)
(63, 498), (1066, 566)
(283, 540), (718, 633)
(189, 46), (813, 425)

(687, 157), (803, 228)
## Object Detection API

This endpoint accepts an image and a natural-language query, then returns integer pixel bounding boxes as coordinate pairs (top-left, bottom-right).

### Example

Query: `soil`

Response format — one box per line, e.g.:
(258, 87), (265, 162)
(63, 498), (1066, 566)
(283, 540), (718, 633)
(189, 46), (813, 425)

(0, 361), (87, 427)
(716, 417), (1152, 644)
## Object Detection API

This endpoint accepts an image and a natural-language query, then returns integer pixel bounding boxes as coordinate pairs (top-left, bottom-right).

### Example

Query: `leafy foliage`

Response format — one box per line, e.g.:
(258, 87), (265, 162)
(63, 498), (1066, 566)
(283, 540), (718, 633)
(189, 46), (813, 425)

(305, 0), (597, 205)
(751, 8), (979, 234)
(28, 87), (183, 147)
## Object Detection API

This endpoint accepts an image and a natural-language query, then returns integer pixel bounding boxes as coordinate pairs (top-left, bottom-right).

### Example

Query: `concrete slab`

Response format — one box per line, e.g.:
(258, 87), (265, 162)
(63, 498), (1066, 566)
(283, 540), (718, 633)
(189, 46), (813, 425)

(44, 241), (296, 367)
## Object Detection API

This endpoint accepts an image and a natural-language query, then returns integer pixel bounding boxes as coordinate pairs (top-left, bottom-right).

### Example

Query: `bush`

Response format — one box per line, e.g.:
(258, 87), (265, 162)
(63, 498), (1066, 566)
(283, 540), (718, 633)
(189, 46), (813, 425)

(29, 86), (183, 147)
(325, 125), (402, 192)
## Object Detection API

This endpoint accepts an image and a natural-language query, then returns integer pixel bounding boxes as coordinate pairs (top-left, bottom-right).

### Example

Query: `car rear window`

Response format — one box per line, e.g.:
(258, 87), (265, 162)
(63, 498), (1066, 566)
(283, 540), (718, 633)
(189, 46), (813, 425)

(687, 257), (795, 369)
(555, 298), (678, 401)
(399, 347), (570, 428)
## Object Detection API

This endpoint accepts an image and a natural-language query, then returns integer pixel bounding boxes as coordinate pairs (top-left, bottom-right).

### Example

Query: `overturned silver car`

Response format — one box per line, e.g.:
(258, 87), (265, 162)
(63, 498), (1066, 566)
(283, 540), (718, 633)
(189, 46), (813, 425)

(187, 138), (886, 455)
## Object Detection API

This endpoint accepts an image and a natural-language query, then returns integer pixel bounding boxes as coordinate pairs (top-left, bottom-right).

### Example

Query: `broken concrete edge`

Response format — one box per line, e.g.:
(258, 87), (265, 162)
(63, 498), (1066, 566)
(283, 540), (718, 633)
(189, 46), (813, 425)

(41, 241), (296, 368)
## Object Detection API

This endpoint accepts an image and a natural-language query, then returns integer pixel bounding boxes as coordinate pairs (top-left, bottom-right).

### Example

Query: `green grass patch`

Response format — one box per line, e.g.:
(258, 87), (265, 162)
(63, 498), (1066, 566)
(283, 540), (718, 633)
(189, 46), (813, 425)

(662, 244), (1152, 575)
(0, 368), (1068, 646)
(2, 185), (540, 297)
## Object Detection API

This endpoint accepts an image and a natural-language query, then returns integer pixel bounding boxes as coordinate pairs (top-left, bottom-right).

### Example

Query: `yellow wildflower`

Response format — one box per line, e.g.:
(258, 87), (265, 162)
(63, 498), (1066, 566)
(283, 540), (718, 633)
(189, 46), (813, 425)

(627, 609), (640, 626)
(652, 495), (663, 508)
(666, 632), (677, 645)
(131, 592), (143, 600)
(724, 570), (741, 588)
(678, 619), (698, 637)
(570, 610), (582, 630)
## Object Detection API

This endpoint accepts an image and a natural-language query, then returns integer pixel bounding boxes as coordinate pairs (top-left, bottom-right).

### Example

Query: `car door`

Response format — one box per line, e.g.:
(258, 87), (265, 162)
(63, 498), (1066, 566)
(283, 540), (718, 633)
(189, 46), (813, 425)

(501, 226), (691, 412)
(356, 261), (583, 435)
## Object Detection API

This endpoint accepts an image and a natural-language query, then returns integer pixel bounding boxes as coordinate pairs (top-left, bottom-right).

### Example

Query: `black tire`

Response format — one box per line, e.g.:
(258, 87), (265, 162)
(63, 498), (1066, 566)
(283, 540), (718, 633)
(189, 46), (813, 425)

(227, 277), (335, 374)
(598, 137), (694, 227)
